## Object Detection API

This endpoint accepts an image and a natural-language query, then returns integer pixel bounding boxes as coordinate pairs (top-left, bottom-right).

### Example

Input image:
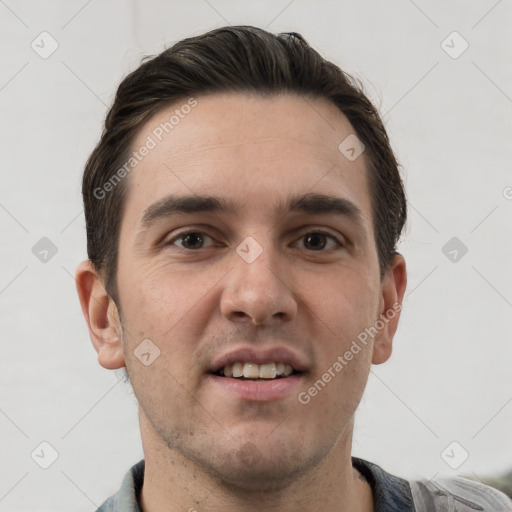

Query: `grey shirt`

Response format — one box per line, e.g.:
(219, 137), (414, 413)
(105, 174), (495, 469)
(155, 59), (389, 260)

(96, 457), (512, 511)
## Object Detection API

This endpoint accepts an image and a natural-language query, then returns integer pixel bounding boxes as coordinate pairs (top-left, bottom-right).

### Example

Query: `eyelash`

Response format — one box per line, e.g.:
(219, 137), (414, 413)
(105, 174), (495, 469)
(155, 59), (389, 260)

(166, 228), (344, 252)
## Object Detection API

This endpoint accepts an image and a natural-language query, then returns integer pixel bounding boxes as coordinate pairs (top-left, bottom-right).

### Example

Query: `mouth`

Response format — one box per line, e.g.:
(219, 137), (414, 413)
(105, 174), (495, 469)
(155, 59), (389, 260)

(212, 361), (302, 380)
(207, 348), (308, 401)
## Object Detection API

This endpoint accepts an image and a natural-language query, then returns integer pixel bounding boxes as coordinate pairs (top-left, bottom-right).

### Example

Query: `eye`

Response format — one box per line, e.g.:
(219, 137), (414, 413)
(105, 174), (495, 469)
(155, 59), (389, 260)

(168, 231), (216, 250)
(295, 231), (343, 251)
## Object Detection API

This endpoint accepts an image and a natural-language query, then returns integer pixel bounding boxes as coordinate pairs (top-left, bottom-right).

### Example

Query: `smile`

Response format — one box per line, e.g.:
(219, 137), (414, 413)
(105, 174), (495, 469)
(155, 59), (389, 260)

(214, 361), (298, 380)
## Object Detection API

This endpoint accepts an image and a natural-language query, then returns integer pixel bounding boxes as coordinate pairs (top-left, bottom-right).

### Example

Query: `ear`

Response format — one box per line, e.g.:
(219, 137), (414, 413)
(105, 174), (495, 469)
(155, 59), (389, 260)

(372, 253), (407, 365)
(75, 260), (125, 370)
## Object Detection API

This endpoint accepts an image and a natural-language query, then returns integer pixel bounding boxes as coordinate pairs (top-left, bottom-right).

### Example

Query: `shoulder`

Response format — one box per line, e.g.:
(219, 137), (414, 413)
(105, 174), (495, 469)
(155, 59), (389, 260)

(353, 457), (512, 512)
(410, 475), (512, 512)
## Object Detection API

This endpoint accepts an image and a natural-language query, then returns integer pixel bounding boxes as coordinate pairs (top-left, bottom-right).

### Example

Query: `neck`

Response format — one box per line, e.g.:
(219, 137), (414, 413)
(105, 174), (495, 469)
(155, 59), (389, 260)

(139, 413), (373, 512)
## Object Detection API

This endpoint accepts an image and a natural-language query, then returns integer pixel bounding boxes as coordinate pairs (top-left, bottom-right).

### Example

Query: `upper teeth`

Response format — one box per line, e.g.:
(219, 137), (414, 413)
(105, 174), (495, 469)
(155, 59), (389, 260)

(221, 362), (294, 379)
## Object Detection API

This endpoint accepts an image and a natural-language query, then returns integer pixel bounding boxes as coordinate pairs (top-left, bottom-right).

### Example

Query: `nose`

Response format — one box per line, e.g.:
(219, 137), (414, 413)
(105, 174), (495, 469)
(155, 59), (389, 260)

(220, 240), (298, 326)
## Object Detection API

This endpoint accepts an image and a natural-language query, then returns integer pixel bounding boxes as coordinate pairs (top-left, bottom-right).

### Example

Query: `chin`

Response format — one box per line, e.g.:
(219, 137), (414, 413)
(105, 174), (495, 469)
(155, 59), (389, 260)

(216, 457), (303, 492)
(201, 438), (321, 493)
(159, 418), (331, 491)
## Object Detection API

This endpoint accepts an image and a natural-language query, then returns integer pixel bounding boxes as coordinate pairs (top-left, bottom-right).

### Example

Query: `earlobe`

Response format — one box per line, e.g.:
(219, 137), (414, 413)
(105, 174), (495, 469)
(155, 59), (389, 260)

(372, 254), (407, 365)
(75, 260), (126, 370)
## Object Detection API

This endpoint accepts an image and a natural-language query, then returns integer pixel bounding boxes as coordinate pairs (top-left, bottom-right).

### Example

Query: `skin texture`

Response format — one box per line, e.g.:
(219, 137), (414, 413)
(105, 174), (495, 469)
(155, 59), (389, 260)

(76, 92), (407, 512)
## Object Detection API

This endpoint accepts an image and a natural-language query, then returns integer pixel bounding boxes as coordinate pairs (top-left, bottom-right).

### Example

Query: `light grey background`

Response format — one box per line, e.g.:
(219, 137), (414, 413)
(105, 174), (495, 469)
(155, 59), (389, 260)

(1, 1), (511, 511)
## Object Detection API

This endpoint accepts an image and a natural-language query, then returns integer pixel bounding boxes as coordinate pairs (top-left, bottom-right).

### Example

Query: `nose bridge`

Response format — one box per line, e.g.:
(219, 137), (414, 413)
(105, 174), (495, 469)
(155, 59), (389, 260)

(220, 234), (297, 325)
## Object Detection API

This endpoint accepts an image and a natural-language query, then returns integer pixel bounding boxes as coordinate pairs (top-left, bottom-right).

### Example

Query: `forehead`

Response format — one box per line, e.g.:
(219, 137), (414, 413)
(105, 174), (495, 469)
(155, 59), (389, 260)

(122, 92), (373, 234)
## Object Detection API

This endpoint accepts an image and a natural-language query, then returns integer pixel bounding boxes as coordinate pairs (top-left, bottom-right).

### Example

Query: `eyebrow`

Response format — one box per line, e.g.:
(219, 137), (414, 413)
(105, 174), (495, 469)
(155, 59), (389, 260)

(140, 192), (366, 234)
(287, 193), (364, 229)
(141, 195), (234, 229)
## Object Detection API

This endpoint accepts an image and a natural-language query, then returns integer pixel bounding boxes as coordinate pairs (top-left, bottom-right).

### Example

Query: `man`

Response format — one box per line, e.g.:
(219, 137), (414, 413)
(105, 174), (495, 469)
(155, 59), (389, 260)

(75, 26), (512, 512)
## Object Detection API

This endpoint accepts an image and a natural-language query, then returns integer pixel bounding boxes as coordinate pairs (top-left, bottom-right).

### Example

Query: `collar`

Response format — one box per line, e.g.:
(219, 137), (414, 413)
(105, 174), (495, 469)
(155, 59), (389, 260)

(97, 457), (415, 512)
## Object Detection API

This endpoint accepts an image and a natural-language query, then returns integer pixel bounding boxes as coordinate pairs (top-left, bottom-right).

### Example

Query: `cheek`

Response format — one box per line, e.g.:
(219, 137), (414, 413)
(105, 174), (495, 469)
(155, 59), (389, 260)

(117, 257), (217, 334)
(303, 294), (375, 420)
(117, 259), (225, 385)
(117, 263), (210, 420)
(316, 351), (372, 428)
(305, 268), (379, 350)
(307, 269), (378, 409)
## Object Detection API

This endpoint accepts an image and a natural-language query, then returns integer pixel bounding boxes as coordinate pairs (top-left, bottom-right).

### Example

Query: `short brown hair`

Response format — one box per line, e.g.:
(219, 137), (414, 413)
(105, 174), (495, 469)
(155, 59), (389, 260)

(82, 25), (407, 303)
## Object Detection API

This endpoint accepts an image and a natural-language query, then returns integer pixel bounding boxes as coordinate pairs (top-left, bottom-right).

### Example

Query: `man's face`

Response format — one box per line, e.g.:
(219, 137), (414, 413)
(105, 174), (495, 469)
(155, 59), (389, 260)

(114, 92), (399, 489)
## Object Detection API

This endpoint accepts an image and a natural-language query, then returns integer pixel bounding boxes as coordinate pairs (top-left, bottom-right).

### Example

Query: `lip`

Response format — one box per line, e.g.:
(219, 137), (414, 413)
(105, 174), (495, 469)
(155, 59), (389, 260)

(208, 346), (309, 374)
(207, 373), (304, 401)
